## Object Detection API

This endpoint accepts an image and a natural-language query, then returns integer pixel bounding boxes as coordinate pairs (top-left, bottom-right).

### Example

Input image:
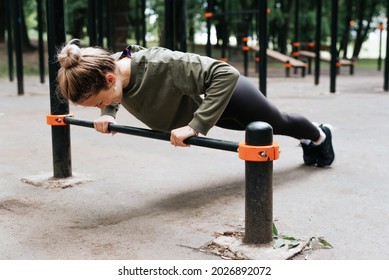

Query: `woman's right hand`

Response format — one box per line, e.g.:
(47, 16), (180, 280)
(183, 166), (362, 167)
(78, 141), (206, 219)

(93, 115), (117, 134)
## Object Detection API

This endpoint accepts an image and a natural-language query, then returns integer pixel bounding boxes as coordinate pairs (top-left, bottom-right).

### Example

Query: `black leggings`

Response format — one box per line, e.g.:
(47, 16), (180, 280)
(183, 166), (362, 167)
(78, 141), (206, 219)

(216, 75), (320, 141)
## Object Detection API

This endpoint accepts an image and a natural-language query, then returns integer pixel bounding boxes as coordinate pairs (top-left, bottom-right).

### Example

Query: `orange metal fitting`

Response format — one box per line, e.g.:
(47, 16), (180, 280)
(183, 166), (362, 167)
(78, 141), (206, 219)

(242, 37), (249, 42)
(292, 51), (299, 57)
(220, 57), (228, 62)
(46, 114), (74, 126)
(242, 46), (250, 51)
(336, 61), (342, 67)
(267, 8), (271, 14)
(204, 12), (213, 19)
(379, 24), (384, 31)
(284, 62), (292, 69)
(308, 42), (315, 48)
(292, 42), (300, 47)
(255, 57), (260, 62)
(238, 142), (280, 162)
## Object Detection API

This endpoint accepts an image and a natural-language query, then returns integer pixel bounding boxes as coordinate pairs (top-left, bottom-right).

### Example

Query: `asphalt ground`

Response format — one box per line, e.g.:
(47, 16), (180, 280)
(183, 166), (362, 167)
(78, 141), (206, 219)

(1, 66), (389, 260)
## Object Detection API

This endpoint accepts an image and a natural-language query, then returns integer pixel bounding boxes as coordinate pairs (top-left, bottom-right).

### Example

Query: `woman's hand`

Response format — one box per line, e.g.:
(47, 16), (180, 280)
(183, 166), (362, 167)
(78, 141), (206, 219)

(170, 125), (198, 147)
(93, 115), (117, 134)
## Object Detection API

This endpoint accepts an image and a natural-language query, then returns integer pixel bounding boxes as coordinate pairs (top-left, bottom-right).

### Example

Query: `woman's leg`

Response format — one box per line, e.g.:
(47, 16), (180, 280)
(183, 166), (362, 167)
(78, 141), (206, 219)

(216, 75), (335, 167)
(216, 75), (321, 141)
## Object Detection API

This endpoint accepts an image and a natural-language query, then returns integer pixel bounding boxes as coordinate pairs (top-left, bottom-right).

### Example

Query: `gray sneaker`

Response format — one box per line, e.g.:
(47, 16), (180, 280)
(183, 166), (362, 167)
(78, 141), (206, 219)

(316, 124), (335, 167)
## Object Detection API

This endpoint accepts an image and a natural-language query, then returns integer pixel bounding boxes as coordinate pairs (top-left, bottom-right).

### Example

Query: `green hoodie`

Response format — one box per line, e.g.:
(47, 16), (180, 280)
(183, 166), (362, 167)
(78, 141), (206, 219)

(102, 45), (240, 136)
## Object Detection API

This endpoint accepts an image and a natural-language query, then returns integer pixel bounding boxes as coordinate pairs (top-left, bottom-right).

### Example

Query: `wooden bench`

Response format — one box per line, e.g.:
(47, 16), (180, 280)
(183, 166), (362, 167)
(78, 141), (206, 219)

(299, 50), (355, 75)
(251, 46), (307, 77)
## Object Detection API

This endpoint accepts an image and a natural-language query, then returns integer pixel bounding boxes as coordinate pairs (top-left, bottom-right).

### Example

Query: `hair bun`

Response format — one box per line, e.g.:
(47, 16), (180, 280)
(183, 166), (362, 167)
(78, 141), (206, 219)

(57, 41), (82, 69)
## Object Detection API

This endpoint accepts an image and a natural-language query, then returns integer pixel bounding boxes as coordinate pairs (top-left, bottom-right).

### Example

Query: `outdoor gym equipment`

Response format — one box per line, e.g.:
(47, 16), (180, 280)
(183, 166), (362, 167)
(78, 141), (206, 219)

(46, 0), (279, 245)
(46, 114), (279, 245)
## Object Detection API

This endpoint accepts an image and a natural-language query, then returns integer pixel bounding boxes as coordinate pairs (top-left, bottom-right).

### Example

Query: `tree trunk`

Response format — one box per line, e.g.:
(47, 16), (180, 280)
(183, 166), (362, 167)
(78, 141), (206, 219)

(339, 0), (352, 58)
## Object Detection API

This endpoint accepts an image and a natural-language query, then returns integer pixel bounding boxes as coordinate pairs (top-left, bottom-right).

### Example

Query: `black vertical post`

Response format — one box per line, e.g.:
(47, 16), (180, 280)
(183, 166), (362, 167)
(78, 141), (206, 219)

(96, 0), (104, 46)
(315, 0), (322, 85)
(378, 23), (383, 71)
(13, 0), (24, 95)
(46, 0), (72, 178)
(180, 0), (187, 52)
(106, 0), (113, 49)
(165, 0), (175, 50)
(385, 0), (389, 90)
(258, 0), (267, 96)
(6, 0), (14, 82)
(244, 122), (273, 245)
(330, 0), (338, 93)
(141, 0), (146, 46)
(206, 0), (213, 57)
(88, 0), (97, 46)
(221, 0), (227, 61)
(293, 0), (299, 74)
(37, 0), (45, 83)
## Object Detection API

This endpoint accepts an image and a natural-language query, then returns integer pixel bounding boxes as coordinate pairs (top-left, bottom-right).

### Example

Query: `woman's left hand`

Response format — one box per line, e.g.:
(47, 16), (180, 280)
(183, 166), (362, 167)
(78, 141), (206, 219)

(170, 125), (198, 147)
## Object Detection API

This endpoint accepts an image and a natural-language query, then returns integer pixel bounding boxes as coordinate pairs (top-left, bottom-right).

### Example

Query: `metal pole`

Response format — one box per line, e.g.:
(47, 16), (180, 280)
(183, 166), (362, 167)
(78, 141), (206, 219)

(6, 0), (14, 82)
(13, 0), (24, 95)
(206, 0), (213, 57)
(385, 0), (389, 90)
(165, 0), (175, 50)
(378, 23), (383, 71)
(46, 0), (72, 178)
(258, 0), (267, 96)
(63, 117), (239, 153)
(244, 122), (273, 244)
(315, 0), (322, 85)
(37, 0), (45, 83)
(88, 0), (97, 46)
(330, 0), (338, 93)
(180, 0), (187, 52)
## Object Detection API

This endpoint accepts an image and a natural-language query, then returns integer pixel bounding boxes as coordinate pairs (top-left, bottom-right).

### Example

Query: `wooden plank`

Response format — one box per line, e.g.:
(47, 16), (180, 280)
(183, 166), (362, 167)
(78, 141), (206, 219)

(251, 46), (306, 68)
(299, 50), (354, 66)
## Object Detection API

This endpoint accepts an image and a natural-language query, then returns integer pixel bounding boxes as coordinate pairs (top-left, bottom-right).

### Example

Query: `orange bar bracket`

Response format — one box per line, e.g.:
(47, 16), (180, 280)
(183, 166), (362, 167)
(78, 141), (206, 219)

(204, 12), (213, 19)
(242, 46), (250, 51)
(238, 142), (280, 162)
(46, 114), (74, 126)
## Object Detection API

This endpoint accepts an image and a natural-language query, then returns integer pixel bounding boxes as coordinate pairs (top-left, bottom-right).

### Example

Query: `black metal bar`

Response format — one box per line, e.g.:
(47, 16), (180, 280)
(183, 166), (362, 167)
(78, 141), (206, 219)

(64, 117), (239, 153)
(46, 0), (72, 178)
(88, 0), (97, 46)
(378, 23), (383, 71)
(244, 122), (273, 244)
(6, 0), (14, 82)
(385, 0), (389, 90)
(37, 0), (45, 83)
(258, 0), (267, 96)
(314, 0), (322, 85)
(180, 0), (187, 52)
(165, 0), (175, 50)
(13, 0), (24, 95)
(205, 0), (213, 57)
(330, 0), (338, 93)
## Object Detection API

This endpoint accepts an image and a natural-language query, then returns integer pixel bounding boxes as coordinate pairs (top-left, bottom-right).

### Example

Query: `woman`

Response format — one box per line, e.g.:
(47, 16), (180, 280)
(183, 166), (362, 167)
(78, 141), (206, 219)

(57, 39), (334, 167)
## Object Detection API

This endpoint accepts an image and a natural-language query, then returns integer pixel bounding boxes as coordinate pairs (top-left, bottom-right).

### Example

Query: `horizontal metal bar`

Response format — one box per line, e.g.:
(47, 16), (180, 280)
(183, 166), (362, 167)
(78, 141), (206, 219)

(64, 117), (239, 153)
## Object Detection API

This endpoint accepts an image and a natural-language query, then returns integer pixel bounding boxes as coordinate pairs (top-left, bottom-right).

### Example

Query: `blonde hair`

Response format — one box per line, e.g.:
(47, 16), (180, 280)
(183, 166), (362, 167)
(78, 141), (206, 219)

(56, 39), (116, 103)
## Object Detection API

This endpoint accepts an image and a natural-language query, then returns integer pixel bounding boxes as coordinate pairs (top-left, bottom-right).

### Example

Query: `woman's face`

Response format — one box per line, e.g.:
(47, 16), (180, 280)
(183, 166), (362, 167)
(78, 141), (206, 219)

(78, 85), (122, 109)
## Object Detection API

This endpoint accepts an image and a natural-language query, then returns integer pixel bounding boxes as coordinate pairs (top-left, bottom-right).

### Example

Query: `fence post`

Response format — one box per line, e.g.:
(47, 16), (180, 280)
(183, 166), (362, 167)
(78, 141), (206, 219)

(243, 122), (275, 244)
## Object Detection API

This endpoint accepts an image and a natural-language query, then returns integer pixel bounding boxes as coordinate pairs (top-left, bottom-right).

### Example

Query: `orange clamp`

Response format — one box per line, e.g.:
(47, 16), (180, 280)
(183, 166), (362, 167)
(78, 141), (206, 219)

(204, 12), (213, 19)
(242, 37), (249, 42)
(292, 42), (300, 47)
(238, 142), (280, 162)
(242, 46), (250, 51)
(284, 62), (292, 69)
(46, 114), (74, 126)
(220, 57), (228, 62)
